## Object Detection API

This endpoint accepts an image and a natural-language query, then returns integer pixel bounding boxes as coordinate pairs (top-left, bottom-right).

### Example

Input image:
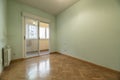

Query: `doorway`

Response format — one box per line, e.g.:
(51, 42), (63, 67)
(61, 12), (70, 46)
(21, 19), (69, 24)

(24, 17), (50, 58)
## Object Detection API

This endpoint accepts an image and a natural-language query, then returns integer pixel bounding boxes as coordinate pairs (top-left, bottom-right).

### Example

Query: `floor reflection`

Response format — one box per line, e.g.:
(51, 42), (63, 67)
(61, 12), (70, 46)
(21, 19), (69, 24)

(39, 59), (50, 74)
(27, 59), (50, 79)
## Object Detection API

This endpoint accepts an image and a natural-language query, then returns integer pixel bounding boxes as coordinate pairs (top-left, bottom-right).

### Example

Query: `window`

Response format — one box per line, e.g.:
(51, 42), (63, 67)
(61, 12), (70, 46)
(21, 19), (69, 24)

(26, 24), (38, 39)
(40, 27), (45, 39)
(26, 24), (49, 39)
(46, 27), (49, 39)
(39, 27), (49, 39)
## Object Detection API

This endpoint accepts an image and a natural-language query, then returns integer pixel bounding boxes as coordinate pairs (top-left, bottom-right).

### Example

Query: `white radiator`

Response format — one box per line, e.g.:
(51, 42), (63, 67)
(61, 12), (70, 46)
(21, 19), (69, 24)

(3, 47), (11, 67)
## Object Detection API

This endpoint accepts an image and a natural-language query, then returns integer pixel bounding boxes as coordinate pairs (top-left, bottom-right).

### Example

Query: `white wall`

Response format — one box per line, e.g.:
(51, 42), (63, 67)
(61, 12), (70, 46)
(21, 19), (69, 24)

(57, 0), (120, 71)
(0, 0), (7, 73)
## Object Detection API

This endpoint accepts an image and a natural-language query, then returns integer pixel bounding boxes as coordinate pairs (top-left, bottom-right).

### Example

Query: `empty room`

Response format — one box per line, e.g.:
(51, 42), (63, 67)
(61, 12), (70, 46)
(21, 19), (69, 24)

(0, 0), (120, 80)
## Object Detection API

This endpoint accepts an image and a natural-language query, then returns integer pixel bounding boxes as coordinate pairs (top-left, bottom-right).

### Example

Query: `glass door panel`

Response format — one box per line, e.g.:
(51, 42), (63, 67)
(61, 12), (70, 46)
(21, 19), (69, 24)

(39, 22), (50, 55)
(25, 17), (39, 58)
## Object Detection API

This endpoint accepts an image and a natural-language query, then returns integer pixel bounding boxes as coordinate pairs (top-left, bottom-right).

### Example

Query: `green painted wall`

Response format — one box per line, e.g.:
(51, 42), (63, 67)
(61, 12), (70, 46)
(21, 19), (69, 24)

(57, 0), (120, 71)
(0, 0), (7, 73)
(7, 0), (56, 60)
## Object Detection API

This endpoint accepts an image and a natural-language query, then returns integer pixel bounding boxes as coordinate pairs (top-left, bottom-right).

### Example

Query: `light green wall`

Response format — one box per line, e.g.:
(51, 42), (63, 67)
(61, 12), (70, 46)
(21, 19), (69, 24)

(7, 0), (56, 60)
(0, 0), (7, 73)
(57, 0), (120, 71)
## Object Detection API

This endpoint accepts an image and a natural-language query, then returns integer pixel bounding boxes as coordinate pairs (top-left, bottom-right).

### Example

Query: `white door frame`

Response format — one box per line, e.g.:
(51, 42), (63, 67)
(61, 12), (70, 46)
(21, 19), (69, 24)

(22, 12), (51, 58)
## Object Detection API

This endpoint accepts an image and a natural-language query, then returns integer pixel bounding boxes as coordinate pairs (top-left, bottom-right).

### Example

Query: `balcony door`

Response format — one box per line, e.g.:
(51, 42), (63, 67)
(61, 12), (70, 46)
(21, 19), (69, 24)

(24, 17), (50, 58)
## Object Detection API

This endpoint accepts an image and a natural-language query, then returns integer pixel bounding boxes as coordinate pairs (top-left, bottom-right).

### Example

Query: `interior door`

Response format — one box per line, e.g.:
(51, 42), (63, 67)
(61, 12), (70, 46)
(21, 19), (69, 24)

(24, 17), (39, 58)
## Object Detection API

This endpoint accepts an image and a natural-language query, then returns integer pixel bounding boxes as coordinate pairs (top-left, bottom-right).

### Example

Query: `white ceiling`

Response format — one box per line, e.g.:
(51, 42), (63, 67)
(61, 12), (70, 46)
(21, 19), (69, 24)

(16, 0), (80, 15)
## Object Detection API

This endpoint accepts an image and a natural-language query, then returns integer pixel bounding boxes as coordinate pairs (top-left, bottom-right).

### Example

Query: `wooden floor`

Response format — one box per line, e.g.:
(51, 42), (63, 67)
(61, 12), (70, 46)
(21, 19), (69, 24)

(0, 53), (120, 80)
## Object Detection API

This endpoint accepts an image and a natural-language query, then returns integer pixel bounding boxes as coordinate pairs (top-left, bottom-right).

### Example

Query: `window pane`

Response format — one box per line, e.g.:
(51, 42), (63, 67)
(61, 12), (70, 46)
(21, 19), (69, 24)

(40, 27), (45, 39)
(26, 24), (38, 39)
(29, 25), (38, 39)
(46, 28), (49, 39)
